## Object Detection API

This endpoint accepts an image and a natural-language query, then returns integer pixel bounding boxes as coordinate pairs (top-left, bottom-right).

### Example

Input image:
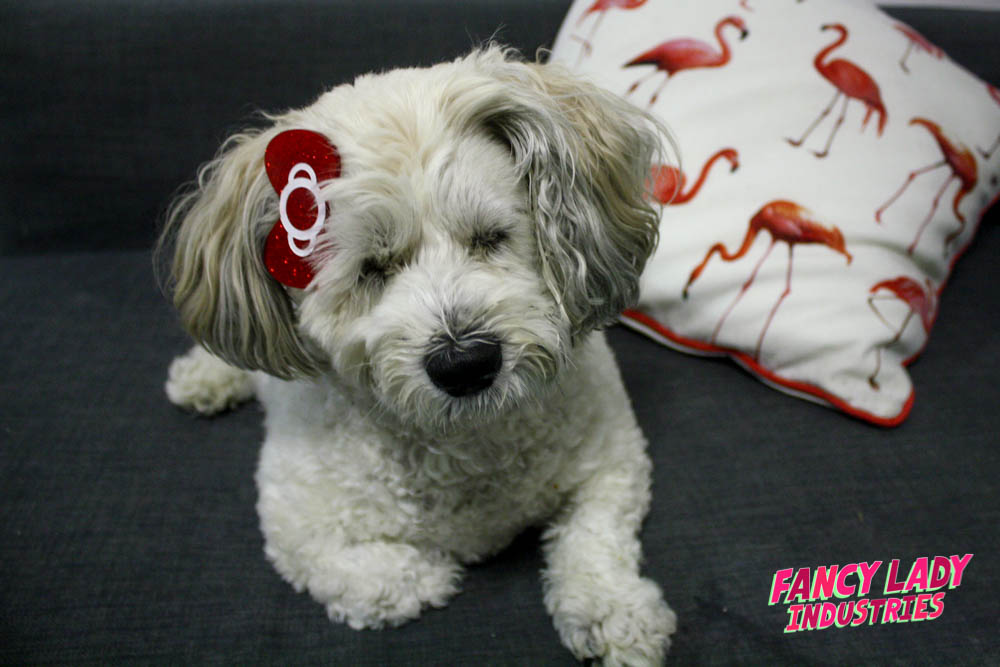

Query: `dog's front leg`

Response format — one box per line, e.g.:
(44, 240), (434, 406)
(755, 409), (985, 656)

(259, 499), (463, 629)
(300, 541), (462, 630)
(542, 445), (675, 666)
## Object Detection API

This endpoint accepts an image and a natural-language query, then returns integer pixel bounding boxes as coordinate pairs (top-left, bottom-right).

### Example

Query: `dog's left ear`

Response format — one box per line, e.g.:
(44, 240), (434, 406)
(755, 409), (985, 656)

(469, 48), (673, 338)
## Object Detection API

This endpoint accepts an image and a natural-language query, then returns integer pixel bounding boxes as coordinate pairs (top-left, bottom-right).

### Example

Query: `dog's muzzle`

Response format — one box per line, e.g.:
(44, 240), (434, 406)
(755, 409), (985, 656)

(424, 335), (502, 398)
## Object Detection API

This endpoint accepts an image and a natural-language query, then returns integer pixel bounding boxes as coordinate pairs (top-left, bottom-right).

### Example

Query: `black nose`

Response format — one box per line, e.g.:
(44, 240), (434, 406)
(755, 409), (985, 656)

(424, 336), (502, 397)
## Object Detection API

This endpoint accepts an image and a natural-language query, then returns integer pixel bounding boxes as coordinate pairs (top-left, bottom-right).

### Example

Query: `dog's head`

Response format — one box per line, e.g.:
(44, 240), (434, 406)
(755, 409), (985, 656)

(162, 46), (673, 431)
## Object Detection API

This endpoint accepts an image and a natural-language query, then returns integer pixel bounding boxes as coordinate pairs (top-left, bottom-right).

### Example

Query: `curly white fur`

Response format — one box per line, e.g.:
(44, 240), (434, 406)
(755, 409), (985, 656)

(161, 46), (678, 665)
(166, 345), (255, 415)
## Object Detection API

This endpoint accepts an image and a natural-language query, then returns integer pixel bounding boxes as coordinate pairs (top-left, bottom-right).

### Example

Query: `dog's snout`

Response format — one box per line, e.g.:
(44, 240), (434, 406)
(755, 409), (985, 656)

(425, 336), (502, 398)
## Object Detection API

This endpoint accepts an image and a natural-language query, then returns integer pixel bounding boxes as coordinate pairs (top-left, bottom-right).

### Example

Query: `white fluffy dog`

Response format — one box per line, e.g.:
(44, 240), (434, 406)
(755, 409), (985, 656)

(161, 46), (676, 665)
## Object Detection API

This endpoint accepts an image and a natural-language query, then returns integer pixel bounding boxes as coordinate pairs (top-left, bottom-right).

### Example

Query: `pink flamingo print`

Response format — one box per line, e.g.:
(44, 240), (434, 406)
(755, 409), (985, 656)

(893, 23), (944, 73)
(624, 15), (749, 108)
(787, 23), (887, 158)
(978, 84), (1000, 160)
(867, 276), (936, 389)
(875, 117), (978, 255)
(649, 148), (740, 205)
(683, 200), (852, 360)
(572, 0), (649, 67)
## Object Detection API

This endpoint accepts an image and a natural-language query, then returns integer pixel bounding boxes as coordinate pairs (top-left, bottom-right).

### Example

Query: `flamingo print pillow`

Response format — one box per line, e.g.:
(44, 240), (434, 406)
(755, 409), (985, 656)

(551, 0), (1000, 425)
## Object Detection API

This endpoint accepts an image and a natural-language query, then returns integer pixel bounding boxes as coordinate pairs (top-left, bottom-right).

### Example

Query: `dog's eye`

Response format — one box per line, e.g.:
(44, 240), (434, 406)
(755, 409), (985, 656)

(358, 257), (388, 286)
(469, 228), (509, 255)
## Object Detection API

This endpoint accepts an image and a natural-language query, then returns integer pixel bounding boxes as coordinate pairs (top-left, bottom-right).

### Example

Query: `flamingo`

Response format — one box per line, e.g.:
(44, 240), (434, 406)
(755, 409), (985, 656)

(867, 277), (936, 389)
(683, 200), (852, 360)
(787, 24), (887, 158)
(893, 23), (944, 73)
(572, 0), (649, 67)
(649, 148), (740, 205)
(875, 117), (977, 255)
(978, 84), (1000, 160)
(624, 15), (749, 108)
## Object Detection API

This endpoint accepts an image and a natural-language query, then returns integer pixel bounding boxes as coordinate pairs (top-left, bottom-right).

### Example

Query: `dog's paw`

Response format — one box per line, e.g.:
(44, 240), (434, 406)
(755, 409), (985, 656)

(165, 345), (254, 415)
(551, 576), (676, 667)
(324, 560), (461, 630)
(284, 542), (463, 631)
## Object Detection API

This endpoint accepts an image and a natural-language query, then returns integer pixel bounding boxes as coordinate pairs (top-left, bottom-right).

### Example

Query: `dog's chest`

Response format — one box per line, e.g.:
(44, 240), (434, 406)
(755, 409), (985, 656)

(380, 420), (579, 555)
(256, 334), (627, 560)
(258, 385), (597, 560)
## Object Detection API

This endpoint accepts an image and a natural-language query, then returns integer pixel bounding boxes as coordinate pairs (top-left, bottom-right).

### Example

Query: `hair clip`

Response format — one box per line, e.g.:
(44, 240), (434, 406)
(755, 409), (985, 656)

(263, 129), (341, 288)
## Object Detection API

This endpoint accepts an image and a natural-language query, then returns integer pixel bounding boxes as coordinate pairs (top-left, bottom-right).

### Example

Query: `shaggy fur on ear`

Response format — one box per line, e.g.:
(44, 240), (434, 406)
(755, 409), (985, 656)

(465, 47), (676, 338)
(159, 129), (324, 379)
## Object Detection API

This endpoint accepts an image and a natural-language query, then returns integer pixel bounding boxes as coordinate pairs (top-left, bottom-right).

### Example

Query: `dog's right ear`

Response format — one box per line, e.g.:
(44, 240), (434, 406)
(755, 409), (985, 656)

(158, 129), (325, 379)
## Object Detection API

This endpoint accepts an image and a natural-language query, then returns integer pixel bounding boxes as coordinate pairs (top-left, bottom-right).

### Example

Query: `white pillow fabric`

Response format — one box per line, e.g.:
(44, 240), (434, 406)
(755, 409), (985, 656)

(551, 0), (1000, 425)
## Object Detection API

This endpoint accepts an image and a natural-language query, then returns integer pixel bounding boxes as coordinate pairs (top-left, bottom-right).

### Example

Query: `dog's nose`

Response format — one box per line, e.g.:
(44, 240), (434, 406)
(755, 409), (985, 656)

(424, 336), (502, 398)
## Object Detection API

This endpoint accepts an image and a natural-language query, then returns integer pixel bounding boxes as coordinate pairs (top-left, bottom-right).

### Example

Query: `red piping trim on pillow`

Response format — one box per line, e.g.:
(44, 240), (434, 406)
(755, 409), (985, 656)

(619, 308), (914, 427)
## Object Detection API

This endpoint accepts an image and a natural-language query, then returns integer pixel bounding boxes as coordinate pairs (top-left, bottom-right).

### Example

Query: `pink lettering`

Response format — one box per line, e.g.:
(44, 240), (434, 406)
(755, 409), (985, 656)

(835, 600), (854, 627)
(927, 592), (946, 619)
(852, 598), (870, 626)
(811, 566), (838, 601)
(785, 604), (804, 632)
(884, 559), (905, 594)
(868, 598), (887, 624)
(770, 568), (794, 605)
(904, 558), (929, 593)
(818, 602), (837, 629)
(835, 563), (858, 598)
(949, 554), (973, 588)
(788, 567), (811, 603)
(929, 556), (951, 590)
(898, 595), (916, 621)
(802, 602), (822, 629)
(883, 597), (903, 622)
(857, 560), (882, 595)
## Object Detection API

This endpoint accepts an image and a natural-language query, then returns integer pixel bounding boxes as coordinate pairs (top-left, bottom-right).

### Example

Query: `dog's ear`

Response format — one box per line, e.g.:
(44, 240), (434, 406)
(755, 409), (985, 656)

(470, 47), (674, 338)
(159, 129), (324, 379)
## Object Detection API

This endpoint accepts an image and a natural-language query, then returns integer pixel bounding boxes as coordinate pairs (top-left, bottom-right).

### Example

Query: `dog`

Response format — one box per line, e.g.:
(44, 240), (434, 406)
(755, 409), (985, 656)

(160, 45), (677, 665)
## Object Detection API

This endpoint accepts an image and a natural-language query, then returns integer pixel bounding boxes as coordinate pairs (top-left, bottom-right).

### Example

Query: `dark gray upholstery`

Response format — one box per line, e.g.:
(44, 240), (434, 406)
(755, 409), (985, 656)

(2, 2), (998, 664)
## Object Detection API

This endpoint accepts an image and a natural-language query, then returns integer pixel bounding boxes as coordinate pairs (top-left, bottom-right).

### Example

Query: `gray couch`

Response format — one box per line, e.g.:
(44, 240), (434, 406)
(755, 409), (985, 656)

(3, 1), (998, 664)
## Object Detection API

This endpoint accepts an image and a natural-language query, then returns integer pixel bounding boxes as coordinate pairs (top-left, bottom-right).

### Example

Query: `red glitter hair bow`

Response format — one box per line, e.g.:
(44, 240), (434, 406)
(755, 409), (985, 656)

(262, 130), (341, 288)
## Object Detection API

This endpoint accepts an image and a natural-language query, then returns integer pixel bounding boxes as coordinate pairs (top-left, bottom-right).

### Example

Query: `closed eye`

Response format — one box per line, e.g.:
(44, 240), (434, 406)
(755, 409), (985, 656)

(469, 228), (509, 255)
(358, 257), (388, 287)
